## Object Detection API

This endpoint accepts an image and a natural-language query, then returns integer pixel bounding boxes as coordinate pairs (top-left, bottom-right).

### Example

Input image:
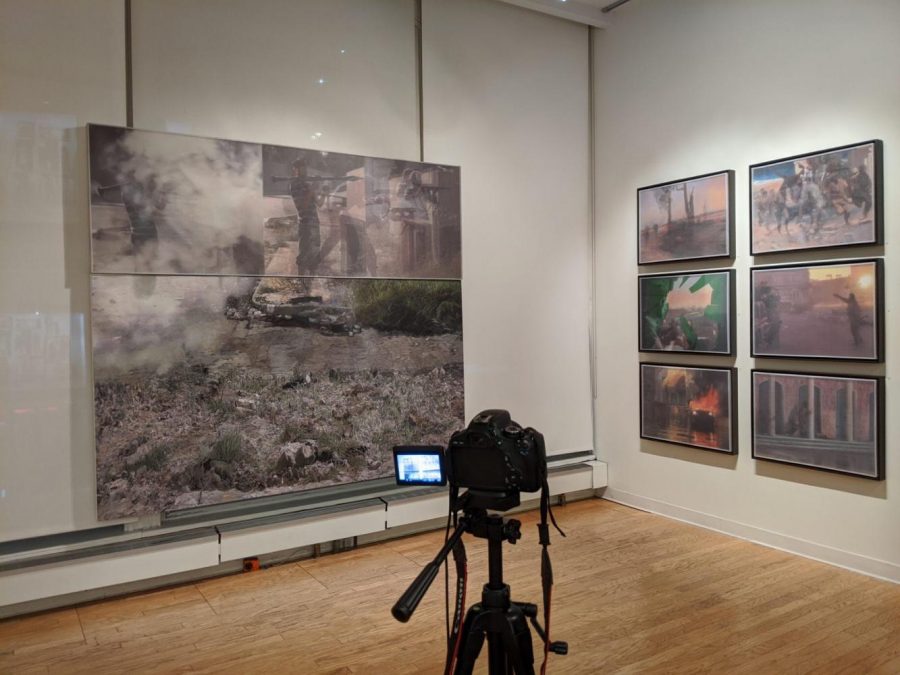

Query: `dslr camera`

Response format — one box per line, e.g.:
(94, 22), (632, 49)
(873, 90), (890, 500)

(394, 409), (547, 512)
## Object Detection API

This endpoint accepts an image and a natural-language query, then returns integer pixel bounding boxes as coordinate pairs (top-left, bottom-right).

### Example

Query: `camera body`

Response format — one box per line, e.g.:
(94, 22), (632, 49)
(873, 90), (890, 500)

(447, 409), (547, 495)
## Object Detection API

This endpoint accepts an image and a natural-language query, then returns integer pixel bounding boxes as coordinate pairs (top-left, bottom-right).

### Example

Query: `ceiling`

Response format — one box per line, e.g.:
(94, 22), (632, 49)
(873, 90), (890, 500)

(496, 0), (625, 28)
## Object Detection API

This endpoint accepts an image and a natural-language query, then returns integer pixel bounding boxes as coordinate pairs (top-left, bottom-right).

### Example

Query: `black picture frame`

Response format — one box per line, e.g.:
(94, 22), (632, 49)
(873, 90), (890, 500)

(637, 170), (735, 265)
(751, 370), (884, 480)
(750, 258), (883, 362)
(638, 269), (735, 355)
(639, 363), (737, 454)
(749, 140), (883, 256)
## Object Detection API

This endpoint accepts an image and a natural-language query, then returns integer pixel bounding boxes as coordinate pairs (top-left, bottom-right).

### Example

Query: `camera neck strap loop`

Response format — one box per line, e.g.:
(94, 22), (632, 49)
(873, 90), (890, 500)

(538, 471), (565, 675)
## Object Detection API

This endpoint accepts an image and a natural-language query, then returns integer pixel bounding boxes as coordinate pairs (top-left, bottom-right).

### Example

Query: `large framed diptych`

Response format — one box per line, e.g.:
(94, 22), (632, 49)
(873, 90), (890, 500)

(88, 125), (464, 519)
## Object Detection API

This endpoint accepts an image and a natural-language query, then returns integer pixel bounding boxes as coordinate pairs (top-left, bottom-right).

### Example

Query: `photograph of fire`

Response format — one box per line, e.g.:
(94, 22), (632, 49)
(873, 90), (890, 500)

(639, 270), (733, 355)
(91, 274), (464, 519)
(640, 364), (736, 453)
(751, 259), (882, 361)
(638, 170), (733, 264)
(750, 141), (881, 255)
(752, 371), (883, 479)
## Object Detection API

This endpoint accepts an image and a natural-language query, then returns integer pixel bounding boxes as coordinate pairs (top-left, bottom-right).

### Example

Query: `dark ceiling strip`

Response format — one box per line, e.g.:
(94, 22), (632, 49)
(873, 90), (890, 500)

(415, 0), (424, 162)
(125, 0), (133, 126)
(602, 0), (633, 13)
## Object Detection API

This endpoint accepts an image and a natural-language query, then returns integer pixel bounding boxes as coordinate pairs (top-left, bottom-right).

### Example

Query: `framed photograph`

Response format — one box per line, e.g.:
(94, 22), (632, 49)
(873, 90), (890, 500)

(640, 363), (737, 454)
(639, 270), (735, 355)
(637, 170), (734, 265)
(751, 259), (883, 361)
(750, 140), (882, 255)
(752, 371), (884, 479)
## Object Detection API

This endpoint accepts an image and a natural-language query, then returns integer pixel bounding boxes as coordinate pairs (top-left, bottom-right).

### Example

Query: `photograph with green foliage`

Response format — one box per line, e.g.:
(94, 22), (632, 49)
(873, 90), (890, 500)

(639, 270), (733, 355)
(91, 274), (464, 519)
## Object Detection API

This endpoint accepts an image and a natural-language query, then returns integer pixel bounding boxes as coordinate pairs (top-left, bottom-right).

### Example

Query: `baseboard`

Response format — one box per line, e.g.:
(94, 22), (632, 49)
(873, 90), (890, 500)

(602, 488), (900, 585)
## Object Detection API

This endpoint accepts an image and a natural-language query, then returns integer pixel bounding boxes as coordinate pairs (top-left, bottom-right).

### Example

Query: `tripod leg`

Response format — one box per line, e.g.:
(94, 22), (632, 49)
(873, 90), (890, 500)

(453, 607), (487, 675)
(498, 608), (535, 675)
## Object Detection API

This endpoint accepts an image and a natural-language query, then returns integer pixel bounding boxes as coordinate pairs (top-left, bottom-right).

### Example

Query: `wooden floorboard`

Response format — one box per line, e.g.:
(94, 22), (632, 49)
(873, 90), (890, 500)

(2, 499), (900, 673)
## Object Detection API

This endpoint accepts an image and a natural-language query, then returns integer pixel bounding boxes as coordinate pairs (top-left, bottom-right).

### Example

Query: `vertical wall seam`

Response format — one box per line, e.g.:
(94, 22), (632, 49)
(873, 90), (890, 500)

(415, 0), (424, 162)
(588, 26), (598, 411)
(124, 0), (133, 127)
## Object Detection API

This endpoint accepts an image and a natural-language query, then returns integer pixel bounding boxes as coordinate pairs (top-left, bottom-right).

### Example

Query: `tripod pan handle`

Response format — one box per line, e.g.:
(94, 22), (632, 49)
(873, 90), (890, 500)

(392, 562), (441, 623)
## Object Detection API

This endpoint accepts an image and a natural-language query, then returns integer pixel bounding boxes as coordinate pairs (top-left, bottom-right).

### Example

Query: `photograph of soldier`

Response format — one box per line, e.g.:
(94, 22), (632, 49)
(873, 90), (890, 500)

(262, 145), (370, 277)
(262, 146), (461, 279)
(750, 141), (880, 254)
(639, 271), (733, 355)
(89, 124), (265, 275)
(638, 171), (732, 264)
(753, 372), (882, 479)
(640, 364), (735, 453)
(751, 260), (881, 360)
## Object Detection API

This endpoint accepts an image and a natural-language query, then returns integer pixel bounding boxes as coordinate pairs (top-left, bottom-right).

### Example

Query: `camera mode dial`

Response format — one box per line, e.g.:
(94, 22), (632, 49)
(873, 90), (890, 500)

(502, 424), (524, 439)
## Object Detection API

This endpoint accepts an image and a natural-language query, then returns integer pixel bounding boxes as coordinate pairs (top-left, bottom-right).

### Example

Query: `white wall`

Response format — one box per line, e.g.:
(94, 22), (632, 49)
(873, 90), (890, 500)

(130, 0), (419, 160)
(423, 0), (594, 454)
(0, 0), (595, 543)
(594, 0), (900, 578)
(0, 0), (126, 541)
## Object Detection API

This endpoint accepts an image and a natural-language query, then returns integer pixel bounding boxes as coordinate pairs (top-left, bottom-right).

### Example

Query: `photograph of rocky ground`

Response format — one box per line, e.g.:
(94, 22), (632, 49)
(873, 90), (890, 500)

(92, 274), (463, 519)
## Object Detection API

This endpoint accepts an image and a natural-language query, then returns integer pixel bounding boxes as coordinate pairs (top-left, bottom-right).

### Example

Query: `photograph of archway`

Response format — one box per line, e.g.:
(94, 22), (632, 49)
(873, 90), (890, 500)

(752, 371), (883, 479)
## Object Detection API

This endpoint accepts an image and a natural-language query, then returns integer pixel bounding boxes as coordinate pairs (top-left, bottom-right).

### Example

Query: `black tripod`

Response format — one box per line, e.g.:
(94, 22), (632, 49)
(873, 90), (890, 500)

(392, 494), (566, 674)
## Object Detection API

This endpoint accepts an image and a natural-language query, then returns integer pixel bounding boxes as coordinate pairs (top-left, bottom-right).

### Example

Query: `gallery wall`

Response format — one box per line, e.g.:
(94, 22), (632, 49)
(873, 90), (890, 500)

(593, 0), (900, 578)
(0, 0), (594, 542)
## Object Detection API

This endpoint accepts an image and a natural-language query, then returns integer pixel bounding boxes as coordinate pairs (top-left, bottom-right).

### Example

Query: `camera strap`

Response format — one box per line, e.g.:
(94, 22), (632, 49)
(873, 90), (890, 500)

(538, 475), (566, 675)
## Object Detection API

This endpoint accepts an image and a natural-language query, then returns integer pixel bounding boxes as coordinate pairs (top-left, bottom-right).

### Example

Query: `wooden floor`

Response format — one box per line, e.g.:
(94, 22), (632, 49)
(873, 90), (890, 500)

(3, 499), (900, 673)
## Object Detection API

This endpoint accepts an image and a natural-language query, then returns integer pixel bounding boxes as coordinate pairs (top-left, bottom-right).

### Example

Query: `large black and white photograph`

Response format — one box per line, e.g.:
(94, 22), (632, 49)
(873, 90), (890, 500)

(752, 371), (883, 479)
(750, 140), (882, 255)
(91, 274), (464, 519)
(89, 124), (266, 275)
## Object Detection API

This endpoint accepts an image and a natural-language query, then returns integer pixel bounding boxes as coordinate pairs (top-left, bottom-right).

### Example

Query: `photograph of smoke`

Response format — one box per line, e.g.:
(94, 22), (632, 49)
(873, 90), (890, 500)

(91, 275), (464, 519)
(752, 371), (882, 479)
(88, 124), (461, 279)
(751, 260), (882, 361)
(88, 124), (266, 275)
(639, 270), (733, 355)
(750, 141), (881, 255)
(640, 364), (736, 453)
(638, 171), (732, 264)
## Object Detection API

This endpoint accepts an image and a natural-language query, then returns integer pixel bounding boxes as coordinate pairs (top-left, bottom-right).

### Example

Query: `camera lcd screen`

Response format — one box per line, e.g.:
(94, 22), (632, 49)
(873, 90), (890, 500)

(393, 446), (446, 486)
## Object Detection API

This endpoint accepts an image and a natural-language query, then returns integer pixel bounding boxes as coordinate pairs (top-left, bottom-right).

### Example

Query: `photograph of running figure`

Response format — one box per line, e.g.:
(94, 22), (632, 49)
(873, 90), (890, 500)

(750, 141), (882, 255)
(751, 259), (882, 362)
